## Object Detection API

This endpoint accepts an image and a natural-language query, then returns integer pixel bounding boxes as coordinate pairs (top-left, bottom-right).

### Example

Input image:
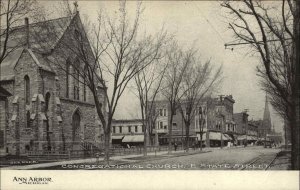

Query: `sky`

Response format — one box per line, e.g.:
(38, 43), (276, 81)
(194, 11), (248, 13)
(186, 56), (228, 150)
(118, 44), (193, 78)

(41, 1), (284, 133)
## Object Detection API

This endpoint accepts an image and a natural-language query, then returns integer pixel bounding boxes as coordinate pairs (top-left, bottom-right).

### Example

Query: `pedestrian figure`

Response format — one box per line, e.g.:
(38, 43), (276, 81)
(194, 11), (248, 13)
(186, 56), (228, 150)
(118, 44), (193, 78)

(174, 142), (178, 151)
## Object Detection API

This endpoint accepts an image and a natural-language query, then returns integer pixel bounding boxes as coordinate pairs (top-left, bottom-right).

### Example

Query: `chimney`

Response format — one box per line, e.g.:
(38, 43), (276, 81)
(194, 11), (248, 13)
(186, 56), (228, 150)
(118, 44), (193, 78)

(25, 17), (30, 48)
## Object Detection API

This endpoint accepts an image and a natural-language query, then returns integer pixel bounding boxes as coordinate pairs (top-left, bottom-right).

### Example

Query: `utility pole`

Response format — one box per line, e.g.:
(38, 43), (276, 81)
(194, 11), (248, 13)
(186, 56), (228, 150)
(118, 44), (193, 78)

(218, 95), (225, 149)
(244, 109), (249, 147)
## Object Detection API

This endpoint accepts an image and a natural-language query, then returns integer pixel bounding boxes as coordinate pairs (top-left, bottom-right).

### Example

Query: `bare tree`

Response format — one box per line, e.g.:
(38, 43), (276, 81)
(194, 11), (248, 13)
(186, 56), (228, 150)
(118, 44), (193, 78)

(95, 2), (169, 161)
(26, 1), (166, 162)
(161, 42), (193, 153)
(178, 56), (222, 152)
(133, 55), (169, 156)
(221, 0), (299, 169)
(0, 0), (39, 64)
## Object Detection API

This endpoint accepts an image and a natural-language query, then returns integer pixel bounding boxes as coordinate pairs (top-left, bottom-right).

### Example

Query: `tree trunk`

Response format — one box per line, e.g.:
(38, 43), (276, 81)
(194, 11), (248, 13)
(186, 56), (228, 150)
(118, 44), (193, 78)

(291, 123), (300, 170)
(185, 122), (190, 152)
(168, 114), (174, 154)
(143, 122), (147, 156)
(291, 0), (300, 170)
(104, 130), (110, 164)
(200, 133), (203, 151)
(292, 1), (300, 170)
(289, 104), (299, 170)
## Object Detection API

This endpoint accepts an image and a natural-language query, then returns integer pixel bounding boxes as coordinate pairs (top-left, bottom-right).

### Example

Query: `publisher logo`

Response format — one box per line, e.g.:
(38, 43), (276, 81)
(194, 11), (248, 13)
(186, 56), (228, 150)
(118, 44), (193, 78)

(13, 177), (53, 185)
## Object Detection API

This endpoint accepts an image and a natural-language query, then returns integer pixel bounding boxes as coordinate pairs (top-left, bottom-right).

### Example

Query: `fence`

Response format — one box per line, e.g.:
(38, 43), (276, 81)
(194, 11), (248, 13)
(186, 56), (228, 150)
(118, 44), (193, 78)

(25, 145), (176, 161)
(109, 146), (170, 156)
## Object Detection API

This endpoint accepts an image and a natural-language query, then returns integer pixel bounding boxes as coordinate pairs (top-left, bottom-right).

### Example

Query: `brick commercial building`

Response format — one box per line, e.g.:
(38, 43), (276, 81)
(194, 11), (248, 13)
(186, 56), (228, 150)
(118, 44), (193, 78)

(247, 120), (259, 143)
(0, 12), (106, 156)
(205, 95), (236, 147)
(153, 99), (204, 146)
(233, 111), (249, 145)
(111, 119), (144, 147)
(152, 95), (236, 147)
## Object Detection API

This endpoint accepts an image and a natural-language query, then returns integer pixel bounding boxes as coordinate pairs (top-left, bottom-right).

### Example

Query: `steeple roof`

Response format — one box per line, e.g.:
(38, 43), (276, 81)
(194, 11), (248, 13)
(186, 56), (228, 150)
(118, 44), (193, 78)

(262, 95), (272, 131)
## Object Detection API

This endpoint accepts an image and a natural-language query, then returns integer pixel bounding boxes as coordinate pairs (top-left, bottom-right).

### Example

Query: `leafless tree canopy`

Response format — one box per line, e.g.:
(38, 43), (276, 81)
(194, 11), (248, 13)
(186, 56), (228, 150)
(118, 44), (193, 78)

(221, 0), (299, 169)
(0, 0), (42, 64)
(179, 53), (222, 150)
(160, 41), (222, 152)
(133, 54), (169, 154)
(221, 0), (295, 121)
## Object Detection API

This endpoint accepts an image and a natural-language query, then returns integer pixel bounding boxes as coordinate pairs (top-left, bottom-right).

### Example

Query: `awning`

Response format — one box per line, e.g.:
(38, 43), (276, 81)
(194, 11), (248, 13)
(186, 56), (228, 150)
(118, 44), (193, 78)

(237, 135), (246, 140)
(122, 135), (144, 143)
(197, 132), (232, 141)
(223, 134), (232, 140)
(112, 136), (124, 140)
(248, 136), (258, 141)
(209, 132), (221, 140)
(197, 133), (207, 141)
(237, 135), (258, 141)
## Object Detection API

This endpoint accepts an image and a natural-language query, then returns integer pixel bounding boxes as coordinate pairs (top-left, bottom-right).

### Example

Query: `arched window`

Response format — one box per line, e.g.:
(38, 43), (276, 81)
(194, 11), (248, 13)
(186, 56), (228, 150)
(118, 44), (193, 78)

(66, 59), (70, 98)
(73, 59), (80, 100)
(45, 92), (51, 112)
(26, 111), (31, 128)
(72, 110), (81, 142)
(24, 75), (30, 104)
(83, 65), (87, 102)
(45, 92), (51, 151)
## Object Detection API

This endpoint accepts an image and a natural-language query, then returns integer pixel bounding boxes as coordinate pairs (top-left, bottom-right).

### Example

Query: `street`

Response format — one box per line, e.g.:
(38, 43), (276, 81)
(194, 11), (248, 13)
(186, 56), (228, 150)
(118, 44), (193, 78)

(116, 146), (281, 170)
(16, 146), (283, 170)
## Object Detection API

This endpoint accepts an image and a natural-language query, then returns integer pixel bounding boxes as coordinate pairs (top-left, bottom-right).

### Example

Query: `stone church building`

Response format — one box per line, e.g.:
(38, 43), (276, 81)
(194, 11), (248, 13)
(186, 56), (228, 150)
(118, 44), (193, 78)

(0, 12), (105, 156)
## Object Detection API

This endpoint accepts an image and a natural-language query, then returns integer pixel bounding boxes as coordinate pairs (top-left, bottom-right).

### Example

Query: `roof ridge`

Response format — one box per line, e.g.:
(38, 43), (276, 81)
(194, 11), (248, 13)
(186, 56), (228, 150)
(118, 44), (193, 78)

(6, 15), (73, 30)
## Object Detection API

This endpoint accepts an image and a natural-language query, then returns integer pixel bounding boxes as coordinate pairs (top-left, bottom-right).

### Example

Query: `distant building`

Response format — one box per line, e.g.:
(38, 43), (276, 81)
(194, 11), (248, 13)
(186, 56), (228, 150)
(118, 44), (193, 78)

(152, 99), (203, 146)
(283, 120), (291, 145)
(205, 95), (236, 147)
(260, 95), (272, 139)
(151, 95), (236, 147)
(233, 111), (249, 145)
(247, 120), (259, 143)
(111, 119), (144, 147)
(267, 125), (283, 145)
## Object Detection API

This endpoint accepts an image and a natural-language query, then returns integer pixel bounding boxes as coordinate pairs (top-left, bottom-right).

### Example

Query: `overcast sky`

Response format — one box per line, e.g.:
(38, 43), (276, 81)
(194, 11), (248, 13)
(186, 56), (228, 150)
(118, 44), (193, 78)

(42, 1), (283, 133)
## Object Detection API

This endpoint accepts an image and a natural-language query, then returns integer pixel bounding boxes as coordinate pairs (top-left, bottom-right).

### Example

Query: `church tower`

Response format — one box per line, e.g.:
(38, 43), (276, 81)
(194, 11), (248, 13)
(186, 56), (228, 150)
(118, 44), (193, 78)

(262, 95), (272, 137)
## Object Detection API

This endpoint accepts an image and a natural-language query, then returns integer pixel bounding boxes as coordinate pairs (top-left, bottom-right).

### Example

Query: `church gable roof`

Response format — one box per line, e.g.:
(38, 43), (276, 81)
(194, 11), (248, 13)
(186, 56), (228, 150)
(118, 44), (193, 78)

(0, 48), (55, 81)
(0, 15), (78, 81)
(0, 48), (24, 81)
(1, 16), (73, 53)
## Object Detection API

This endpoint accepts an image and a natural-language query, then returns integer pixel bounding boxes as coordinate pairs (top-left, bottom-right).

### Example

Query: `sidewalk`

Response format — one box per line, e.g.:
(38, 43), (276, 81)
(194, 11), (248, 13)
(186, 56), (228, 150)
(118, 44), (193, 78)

(1, 149), (184, 170)
(1, 146), (241, 170)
